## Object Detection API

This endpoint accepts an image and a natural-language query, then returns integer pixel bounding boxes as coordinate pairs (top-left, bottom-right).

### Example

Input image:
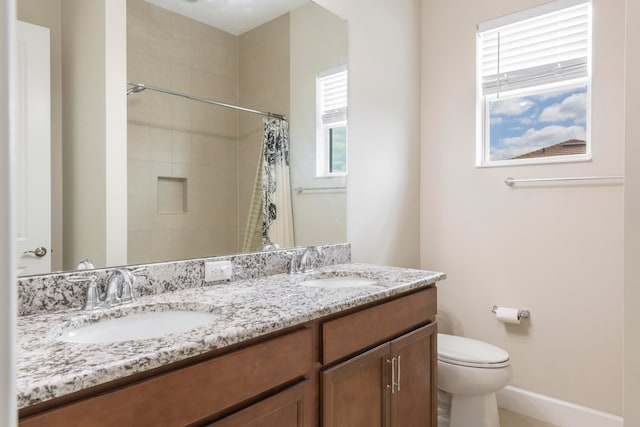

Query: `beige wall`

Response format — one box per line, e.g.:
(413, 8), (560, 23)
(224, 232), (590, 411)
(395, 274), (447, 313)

(290, 2), (347, 247)
(421, 0), (625, 415)
(17, 0), (63, 271)
(127, 0), (242, 263)
(624, 0), (640, 423)
(316, 0), (422, 267)
(61, 0), (127, 270)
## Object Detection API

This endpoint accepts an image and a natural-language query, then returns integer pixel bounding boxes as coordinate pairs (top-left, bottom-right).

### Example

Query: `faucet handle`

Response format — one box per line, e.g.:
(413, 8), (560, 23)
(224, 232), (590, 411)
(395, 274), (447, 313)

(288, 253), (300, 275)
(120, 269), (137, 304)
(83, 277), (101, 311)
(130, 266), (148, 279)
(66, 273), (98, 284)
(67, 275), (101, 311)
(66, 274), (102, 311)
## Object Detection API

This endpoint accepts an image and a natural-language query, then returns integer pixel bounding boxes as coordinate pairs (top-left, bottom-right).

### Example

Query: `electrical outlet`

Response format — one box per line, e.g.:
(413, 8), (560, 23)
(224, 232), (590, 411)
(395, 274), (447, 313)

(204, 261), (233, 282)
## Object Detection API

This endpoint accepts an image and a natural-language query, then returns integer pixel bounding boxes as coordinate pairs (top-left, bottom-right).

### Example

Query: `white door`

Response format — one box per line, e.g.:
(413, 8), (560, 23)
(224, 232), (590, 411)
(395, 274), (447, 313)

(16, 21), (51, 276)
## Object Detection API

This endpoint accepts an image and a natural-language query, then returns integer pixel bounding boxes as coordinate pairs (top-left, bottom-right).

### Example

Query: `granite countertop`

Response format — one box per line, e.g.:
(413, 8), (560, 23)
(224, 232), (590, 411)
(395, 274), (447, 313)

(17, 263), (445, 410)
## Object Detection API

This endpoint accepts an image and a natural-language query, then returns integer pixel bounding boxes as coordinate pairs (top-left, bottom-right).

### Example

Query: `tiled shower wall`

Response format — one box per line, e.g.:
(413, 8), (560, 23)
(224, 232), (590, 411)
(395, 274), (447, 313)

(126, 0), (289, 264)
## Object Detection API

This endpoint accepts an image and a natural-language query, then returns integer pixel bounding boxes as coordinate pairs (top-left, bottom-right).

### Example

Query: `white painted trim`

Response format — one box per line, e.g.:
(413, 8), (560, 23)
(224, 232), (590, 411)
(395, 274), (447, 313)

(497, 385), (623, 427)
(0, 0), (17, 426)
(477, 0), (589, 32)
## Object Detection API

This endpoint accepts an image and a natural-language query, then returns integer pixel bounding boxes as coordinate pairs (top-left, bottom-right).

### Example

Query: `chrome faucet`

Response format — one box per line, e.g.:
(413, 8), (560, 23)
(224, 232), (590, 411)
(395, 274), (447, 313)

(67, 266), (145, 311)
(105, 268), (136, 306)
(289, 246), (324, 274)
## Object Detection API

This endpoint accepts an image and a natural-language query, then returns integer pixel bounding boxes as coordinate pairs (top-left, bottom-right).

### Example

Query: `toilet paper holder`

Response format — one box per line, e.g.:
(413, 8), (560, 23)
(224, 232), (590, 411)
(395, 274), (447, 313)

(492, 305), (530, 319)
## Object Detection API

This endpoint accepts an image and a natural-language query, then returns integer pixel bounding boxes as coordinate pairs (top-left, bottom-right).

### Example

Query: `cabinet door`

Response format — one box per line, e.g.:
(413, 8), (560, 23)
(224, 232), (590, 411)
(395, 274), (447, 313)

(208, 380), (313, 427)
(389, 322), (437, 427)
(321, 342), (391, 427)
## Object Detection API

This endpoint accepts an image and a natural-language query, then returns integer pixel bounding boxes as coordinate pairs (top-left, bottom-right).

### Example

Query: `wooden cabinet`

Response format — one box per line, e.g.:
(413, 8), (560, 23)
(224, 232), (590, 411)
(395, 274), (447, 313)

(390, 323), (437, 426)
(321, 323), (437, 427)
(322, 343), (390, 427)
(320, 288), (437, 427)
(19, 286), (438, 427)
(20, 327), (313, 427)
(321, 287), (437, 365)
(208, 380), (313, 427)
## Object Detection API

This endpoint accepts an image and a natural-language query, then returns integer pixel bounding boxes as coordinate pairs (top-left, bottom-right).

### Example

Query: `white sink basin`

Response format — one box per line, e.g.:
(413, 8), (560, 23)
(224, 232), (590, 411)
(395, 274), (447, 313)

(301, 276), (381, 289)
(57, 310), (215, 344)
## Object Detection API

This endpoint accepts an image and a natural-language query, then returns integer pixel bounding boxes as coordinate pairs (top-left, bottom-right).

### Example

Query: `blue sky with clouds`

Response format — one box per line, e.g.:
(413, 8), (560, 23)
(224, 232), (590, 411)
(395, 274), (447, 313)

(489, 85), (588, 161)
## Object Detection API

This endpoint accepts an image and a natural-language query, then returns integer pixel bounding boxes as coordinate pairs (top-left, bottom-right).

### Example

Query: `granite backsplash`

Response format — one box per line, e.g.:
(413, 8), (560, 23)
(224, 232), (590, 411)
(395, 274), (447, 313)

(17, 243), (351, 316)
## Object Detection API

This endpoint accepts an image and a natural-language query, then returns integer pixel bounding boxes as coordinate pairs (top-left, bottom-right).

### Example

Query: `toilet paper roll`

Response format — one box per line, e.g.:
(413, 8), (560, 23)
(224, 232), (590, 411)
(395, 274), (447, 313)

(495, 307), (521, 324)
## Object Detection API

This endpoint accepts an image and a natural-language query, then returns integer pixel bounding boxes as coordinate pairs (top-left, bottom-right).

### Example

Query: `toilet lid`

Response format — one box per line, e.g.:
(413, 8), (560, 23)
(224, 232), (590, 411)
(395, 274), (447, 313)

(438, 334), (510, 368)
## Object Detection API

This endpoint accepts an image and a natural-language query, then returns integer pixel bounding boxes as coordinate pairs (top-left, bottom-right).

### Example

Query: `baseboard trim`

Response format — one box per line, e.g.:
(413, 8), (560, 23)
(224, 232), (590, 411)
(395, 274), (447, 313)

(496, 385), (623, 427)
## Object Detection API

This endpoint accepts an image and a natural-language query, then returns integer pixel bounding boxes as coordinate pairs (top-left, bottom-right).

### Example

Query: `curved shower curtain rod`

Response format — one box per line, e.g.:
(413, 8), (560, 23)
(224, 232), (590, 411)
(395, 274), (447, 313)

(126, 80), (287, 121)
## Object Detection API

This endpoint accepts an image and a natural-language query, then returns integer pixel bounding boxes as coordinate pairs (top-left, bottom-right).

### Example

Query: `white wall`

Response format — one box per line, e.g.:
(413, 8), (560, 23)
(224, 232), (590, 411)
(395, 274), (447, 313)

(0, 1), (17, 425)
(315, 0), (422, 268)
(104, 0), (127, 268)
(421, 0), (625, 415)
(624, 0), (640, 423)
(290, 2), (347, 247)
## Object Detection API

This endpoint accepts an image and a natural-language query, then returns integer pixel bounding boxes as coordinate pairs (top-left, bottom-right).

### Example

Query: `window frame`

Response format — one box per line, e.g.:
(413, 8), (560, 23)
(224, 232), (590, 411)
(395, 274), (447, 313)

(316, 65), (348, 178)
(476, 0), (592, 168)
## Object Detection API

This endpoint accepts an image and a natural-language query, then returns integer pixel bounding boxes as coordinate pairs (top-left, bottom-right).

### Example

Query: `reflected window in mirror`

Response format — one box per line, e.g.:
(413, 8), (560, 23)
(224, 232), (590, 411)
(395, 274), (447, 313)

(317, 65), (348, 176)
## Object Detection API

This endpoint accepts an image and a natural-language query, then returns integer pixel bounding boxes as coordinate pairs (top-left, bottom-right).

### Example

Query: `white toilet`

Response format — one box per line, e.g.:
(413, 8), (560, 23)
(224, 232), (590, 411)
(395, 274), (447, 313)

(437, 333), (512, 427)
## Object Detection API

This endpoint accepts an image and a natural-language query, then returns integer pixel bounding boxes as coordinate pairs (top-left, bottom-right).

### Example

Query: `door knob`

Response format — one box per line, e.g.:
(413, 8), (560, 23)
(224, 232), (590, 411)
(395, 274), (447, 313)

(23, 247), (47, 257)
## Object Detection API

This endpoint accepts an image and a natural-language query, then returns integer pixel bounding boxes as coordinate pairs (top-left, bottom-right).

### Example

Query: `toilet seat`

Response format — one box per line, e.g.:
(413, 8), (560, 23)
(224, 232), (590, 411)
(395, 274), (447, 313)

(438, 334), (510, 368)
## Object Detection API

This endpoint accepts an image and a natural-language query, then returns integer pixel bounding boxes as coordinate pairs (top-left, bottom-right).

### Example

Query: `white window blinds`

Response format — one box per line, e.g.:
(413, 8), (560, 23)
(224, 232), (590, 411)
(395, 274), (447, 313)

(319, 67), (348, 125)
(479, 0), (590, 94)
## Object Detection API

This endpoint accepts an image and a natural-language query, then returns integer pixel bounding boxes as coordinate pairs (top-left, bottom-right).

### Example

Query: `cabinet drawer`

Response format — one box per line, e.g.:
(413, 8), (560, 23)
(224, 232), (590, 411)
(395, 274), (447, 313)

(21, 327), (313, 427)
(322, 287), (436, 364)
(208, 380), (313, 427)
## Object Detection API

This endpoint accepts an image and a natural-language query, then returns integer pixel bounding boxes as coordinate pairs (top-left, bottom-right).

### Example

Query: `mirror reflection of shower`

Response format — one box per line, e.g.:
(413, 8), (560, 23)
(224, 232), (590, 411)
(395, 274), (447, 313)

(126, 79), (291, 257)
(16, 0), (348, 274)
(126, 0), (347, 266)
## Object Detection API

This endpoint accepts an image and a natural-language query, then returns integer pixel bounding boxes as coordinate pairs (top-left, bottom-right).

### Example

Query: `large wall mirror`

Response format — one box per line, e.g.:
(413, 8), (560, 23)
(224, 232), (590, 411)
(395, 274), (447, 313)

(17, 0), (347, 276)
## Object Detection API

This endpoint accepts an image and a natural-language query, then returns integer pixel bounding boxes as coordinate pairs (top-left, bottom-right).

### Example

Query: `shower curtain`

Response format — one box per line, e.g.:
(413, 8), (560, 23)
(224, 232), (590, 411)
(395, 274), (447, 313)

(262, 118), (295, 248)
(241, 138), (265, 253)
(242, 118), (294, 251)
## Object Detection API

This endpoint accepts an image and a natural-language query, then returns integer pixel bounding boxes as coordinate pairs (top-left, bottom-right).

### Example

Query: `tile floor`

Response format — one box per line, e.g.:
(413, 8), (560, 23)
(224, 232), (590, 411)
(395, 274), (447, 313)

(499, 408), (560, 427)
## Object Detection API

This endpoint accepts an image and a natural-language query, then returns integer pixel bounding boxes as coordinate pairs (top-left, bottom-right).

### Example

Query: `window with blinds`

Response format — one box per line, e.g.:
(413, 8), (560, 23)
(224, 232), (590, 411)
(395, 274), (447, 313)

(477, 0), (591, 165)
(317, 66), (348, 176)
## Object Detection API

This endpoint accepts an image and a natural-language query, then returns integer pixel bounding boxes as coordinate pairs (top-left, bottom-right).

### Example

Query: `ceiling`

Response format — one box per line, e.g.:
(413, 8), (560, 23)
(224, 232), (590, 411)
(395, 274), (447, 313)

(145, 0), (310, 35)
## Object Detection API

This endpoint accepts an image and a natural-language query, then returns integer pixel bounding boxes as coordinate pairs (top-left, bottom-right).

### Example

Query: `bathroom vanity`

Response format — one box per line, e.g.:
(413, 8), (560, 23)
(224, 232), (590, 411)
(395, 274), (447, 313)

(321, 288), (437, 426)
(16, 247), (444, 426)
